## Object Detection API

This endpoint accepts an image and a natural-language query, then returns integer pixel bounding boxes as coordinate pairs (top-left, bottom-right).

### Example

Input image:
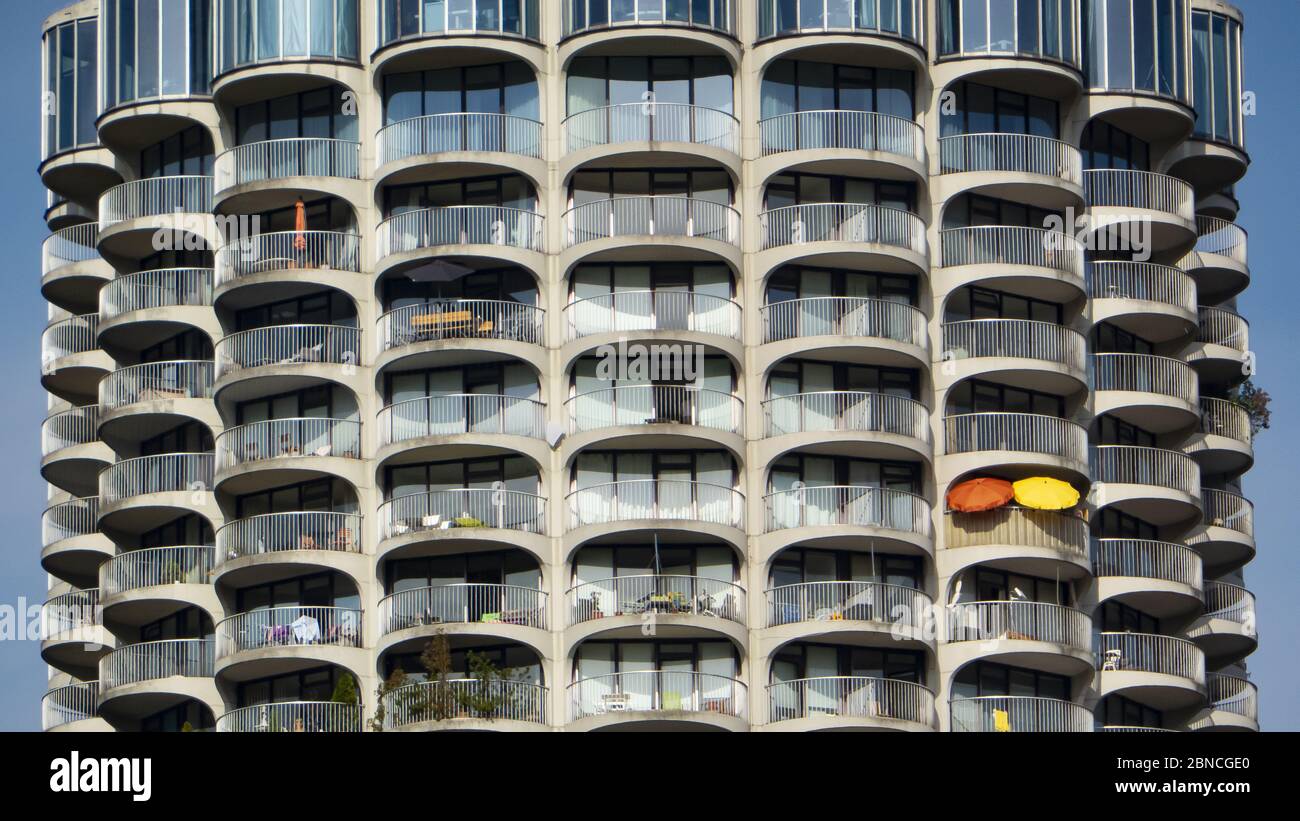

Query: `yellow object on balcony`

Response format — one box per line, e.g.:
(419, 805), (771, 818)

(993, 708), (1011, 732)
(1012, 477), (1080, 511)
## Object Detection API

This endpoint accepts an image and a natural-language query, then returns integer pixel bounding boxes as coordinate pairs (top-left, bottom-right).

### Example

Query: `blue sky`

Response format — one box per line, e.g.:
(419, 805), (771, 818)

(1, 1), (1296, 731)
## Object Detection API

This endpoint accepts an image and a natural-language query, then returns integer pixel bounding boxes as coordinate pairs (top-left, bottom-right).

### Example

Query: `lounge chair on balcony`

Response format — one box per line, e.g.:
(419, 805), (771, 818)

(1102, 648), (1124, 671)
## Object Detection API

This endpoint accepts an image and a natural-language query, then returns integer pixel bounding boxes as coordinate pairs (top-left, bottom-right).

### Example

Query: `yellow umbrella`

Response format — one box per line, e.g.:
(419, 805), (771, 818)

(1012, 477), (1080, 510)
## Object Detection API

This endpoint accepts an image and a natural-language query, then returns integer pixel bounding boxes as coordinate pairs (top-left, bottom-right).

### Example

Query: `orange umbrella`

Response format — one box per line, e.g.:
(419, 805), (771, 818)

(293, 198), (307, 251)
(946, 477), (1015, 512)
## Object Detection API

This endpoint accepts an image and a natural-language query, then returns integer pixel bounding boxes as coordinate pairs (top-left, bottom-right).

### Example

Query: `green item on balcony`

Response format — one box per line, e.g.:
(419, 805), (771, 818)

(480, 612), (501, 623)
(454, 517), (484, 528)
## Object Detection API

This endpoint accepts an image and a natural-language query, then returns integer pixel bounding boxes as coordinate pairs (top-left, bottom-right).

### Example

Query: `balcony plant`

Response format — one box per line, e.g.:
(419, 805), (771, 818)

(1229, 379), (1271, 436)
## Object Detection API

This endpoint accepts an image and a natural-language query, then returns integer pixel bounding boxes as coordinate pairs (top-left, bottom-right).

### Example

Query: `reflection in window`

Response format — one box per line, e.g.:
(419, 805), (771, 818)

(1080, 119), (1149, 170)
(384, 62), (538, 125)
(937, 0), (1075, 63)
(216, 0), (359, 74)
(1190, 10), (1242, 146)
(380, 0), (541, 43)
(43, 18), (98, 157)
(566, 0), (736, 36)
(756, 0), (921, 42)
(101, 0), (212, 110)
(1081, 0), (1188, 100)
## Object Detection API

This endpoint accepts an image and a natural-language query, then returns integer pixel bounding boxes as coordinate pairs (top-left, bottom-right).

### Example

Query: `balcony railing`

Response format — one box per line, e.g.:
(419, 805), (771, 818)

(755, 0), (924, 43)
(1083, 170), (1195, 221)
(1092, 539), (1203, 589)
(216, 418), (362, 469)
(1092, 353), (1198, 403)
(569, 671), (746, 721)
(768, 677), (934, 727)
(762, 391), (929, 442)
(1089, 261), (1196, 313)
(101, 546), (215, 595)
(43, 497), (100, 546)
(568, 386), (743, 434)
(41, 588), (101, 638)
(42, 405), (100, 456)
(947, 601), (1091, 650)
(564, 197), (740, 247)
(383, 680), (548, 727)
(760, 110), (923, 160)
(938, 133), (1081, 184)
(567, 480), (744, 530)
(1091, 445), (1200, 499)
(564, 290), (741, 341)
(43, 223), (100, 274)
(376, 206), (545, 258)
(378, 300), (544, 352)
(943, 412), (1088, 464)
(1198, 398), (1251, 445)
(942, 319), (1086, 371)
(1101, 725), (1176, 732)
(217, 511), (364, 563)
(1193, 216), (1247, 265)
(42, 314), (98, 361)
(379, 584), (548, 633)
(378, 113), (543, 165)
(759, 203), (926, 254)
(99, 176), (214, 229)
(1199, 488), (1253, 537)
(380, 394), (546, 443)
(217, 701), (363, 733)
(763, 485), (931, 535)
(216, 606), (363, 658)
(569, 576), (746, 626)
(1201, 581), (1255, 630)
(101, 639), (213, 690)
(99, 361), (214, 409)
(99, 453), (215, 505)
(215, 138), (361, 191)
(766, 581), (930, 629)
(379, 488), (546, 539)
(944, 507), (1089, 562)
(215, 324), (361, 378)
(950, 696), (1093, 733)
(1200, 673), (1257, 722)
(1097, 632), (1206, 685)
(216, 231), (363, 284)
(1197, 307), (1249, 352)
(565, 0), (736, 37)
(42, 682), (98, 730)
(100, 268), (213, 320)
(566, 103), (738, 153)
(940, 226), (1083, 276)
(761, 297), (927, 347)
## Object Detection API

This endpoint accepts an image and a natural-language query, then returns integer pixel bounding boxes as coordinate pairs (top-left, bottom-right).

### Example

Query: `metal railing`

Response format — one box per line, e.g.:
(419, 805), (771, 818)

(569, 576), (746, 626)
(1084, 169), (1195, 221)
(1202, 581), (1256, 629)
(564, 290), (741, 340)
(379, 584), (548, 633)
(564, 197), (740, 247)
(568, 671), (746, 721)
(216, 606), (363, 658)
(99, 453), (214, 504)
(1198, 397), (1252, 445)
(215, 138), (361, 191)
(101, 639), (213, 690)
(380, 0), (541, 43)
(42, 497), (100, 546)
(1194, 216), (1247, 265)
(378, 113), (543, 165)
(43, 223), (100, 274)
(567, 480), (744, 530)
(759, 203), (926, 253)
(217, 511), (364, 563)
(943, 412), (1088, 464)
(216, 418), (362, 469)
(566, 103), (738, 153)
(383, 679), (548, 727)
(1197, 306), (1249, 352)
(768, 677), (935, 727)
(217, 231), (362, 284)
(41, 588), (101, 638)
(763, 485), (931, 535)
(101, 546), (215, 595)
(215, 324), (360, 377)
(761, 297), (927, 346)
(938, 133), (1081, 184)
(1101, 725), (1176, 732)
(99, 176), (214, 228)
(377, 300), (544, 351)
(42, 682), (98, 729)
(1097, 632), (1205, 685)
(755, 0), (923, 42)
(762, 391), (929, 441)
(379, 488), (546, 539)
(1089, 261), (1196, 312)
(566, 0), (736, 36)
(1091, 445), (1200, 498)
(376, 206), (544, 258)
(942, 319), (1085, 371)
(99, 361), (214, 409)
(944, 507), (1090, 561)
(42, 314), (98, 361)
(1092, 539), (1203, 589)
(42, 405), (100, 456)
(1092, 353), (1198, 403)
(100, 268), (213, 319)
(1201, 673), (1257, 722)
(759, 110), (922, 160)
(380, 394), (545, 442)
(568, 386), (743, 434)
(1199, 488), (1253, 537)
(947, 601), (1091, 649)
(766, 581), (930, 629)
(940, 225), (1083, 276)
(217, 701), (363, 733)
(950, 696), (1093, 732)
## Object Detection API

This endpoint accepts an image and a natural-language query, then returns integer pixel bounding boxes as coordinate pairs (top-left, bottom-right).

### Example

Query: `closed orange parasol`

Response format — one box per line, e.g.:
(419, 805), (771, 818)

(293, 198), (307, 251)
(946, 477), (1015, 512)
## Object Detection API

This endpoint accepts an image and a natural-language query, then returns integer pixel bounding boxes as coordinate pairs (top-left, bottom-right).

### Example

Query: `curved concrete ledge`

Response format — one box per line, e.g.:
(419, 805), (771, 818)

(755, 335), (928, 377)
(378, 622), (552, 665)
(378, 527), (549, 567)
(376, 243), (546, 282)
(560, 235), (742, 277)
(753, 430), (933, 470)
(752, 241), (927, 281)
(561, 330), (743, 376)
(377, 152), (548, 194)
(565, 710), (747, 733)
(564, 613), (748, 651)
(564, 520), (746, 561)
(560, 426), (747, 470)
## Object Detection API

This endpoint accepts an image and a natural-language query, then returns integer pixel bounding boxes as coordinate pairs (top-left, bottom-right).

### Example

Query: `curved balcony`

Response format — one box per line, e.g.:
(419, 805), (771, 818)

(214, 0), (361, 79)
(1185, 582), (1257, 667)
(567, 386), (743, 442)
(568, 575), (746, 635)
(1188, 307), (1249, 390)
(566, 0), (737, 39)
(42, 681), (100, 731)
(564, 291), (741, 349)
(766, 581), (931, 643)
(382, 679), (548, 730)
(376, 207), (545, 271)
(216, 701), (363, 733)
(937, 134), (1083, 208)
(215, 418), (362, 478)
(42, 223), (112, 308)
(215, 324), (361, 381)
(216, 511), (364, 570)
(1184, 398), (1253, 476)
(41, 589), (111, 675)
(100, 546), (216, 600)
(41, 405), (111, 496)
(562, 197), (741, 259)
(941, 319), (1086, 389)
(761, 297), (928, 356)
(1092, 353), (1199, 432)
(1092, 538), (1204, 616)
(758, 110), (924, 175)
(214, 138), (362, 197)
(379, 394), (546, 457)
(98, 361), (217, 438)
(944, 507), (1090, 576)
(1090, 445), (1201, 530)
(1082, 170), (1196, 254)
(567, 480), (744, 534)
(565, 104), (739, 158)
(98, 177), (215, 257)
(41, 314), (110, 401)
(1190, 673), (1258, 732)
(767, 677), (935, 731)
(377, 113), (543, 172)
(377, 301), (545, 368)
(378, 584), (548, 637)
(42, 497), (113, 587)
(568, 671), (747, 729)
(942, 413), (1089, 476)
(216, 231), (363, 292)
(99, 453), (215, 510)
(1097, 632), (1206, 709)
(938, 226), (1084, 291)
(754, 0), (924, 49)
(215, 606), (363, 664)
(1181, 216), (1249, 303)
(99, 268), (214, 335)
(946, 601), (1092, 657)
(949, 696), (1092, 733)
(100, 639), (214, 696)
(757, 203), (927, 269)
(762, 486), (932, 554)
(1187, 489), (1254, 575)
(761, 392), (931, 461)
(380, 488), (547, 548)
(1089, 261), (1197, 344)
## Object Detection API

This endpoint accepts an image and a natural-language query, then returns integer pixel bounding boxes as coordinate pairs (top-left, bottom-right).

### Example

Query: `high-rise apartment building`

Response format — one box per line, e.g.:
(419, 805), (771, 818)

(38, 0), (1258, 732)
